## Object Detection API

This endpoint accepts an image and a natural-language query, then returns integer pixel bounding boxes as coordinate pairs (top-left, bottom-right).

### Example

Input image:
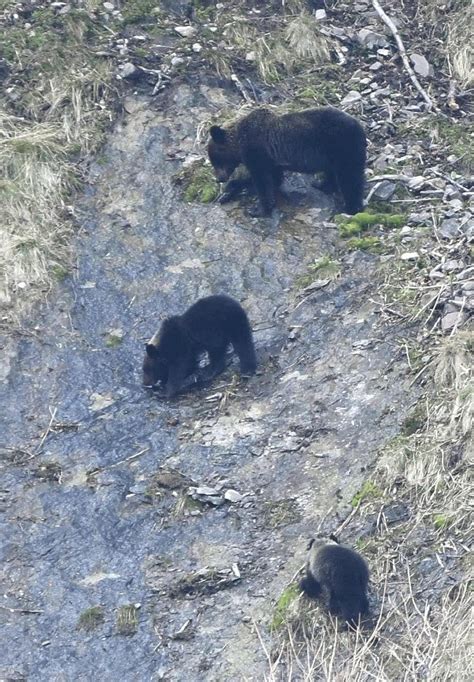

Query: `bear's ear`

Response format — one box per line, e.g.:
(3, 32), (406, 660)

(210, 125), (227, 145)
(145, 343), (159, 358)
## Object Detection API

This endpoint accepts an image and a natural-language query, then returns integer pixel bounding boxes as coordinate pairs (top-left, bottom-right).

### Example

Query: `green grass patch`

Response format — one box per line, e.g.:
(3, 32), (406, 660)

(401, 403), (426, 436)
(116, 604), (139, 635)
(433, 514), (450, 530)
(337, 212), (406, 238)
(175, 161), (220, 204)
(351, 480), (381, 507)
(297, 255), (341, 288)
(346, 236), (382, 252)
(271, 583), (301, 631)
(78, 605), (105, 631)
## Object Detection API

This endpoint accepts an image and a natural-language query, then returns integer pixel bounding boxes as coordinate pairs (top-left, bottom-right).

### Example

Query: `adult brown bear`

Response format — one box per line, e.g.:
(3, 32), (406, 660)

(208, 107), (367, 216)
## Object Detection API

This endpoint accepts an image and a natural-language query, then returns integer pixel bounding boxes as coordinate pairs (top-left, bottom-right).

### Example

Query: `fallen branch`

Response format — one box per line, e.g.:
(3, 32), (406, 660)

(372, 0), (436, 111)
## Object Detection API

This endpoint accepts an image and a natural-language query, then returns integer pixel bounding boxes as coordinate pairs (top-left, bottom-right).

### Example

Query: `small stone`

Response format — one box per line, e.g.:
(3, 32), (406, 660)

(377, 48), (391, 56)
(369, 61), (383, 71)
(118, 62), (139, 80)
(194, 486), (220, 497)
(401, 252), (419, 261)
(245, 51), (256, 62)
(315, 9), (326, 20)
(439, 218), (460, 239)
(400, 226), (412, 235)
(224, 489), (243, 503)
(175, 26), (197, 38)
(171, 56), (185, 67)
(410, 53), (433, 78)
(341, 90), (362, 106)
(408, 176), (426, 191)
(103, 2), (114, 10)
(357, 28), (389, 49)
(442, 259), (463, 273)
(441, 309), (468, 333)
(373, 180), (397, 200)
(192, 43), (202, 53)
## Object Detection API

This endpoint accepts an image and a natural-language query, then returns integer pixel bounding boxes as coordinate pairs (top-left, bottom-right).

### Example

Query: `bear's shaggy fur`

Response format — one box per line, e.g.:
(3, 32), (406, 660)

(300, 537), (369, 627)
(208, 107), (367, 216)
(143, 294), (257, 398)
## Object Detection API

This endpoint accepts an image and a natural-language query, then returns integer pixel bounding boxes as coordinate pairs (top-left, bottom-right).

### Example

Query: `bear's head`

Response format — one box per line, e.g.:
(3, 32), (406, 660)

(207, 125), (241, 183)
(143, 343), (168, 387)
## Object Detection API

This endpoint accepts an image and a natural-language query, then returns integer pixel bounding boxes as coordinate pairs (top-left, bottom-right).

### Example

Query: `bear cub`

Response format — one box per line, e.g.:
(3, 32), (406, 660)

(143, 294), (257, 398)
(300, 536), (369, 628)
(208, 107), (367, 216)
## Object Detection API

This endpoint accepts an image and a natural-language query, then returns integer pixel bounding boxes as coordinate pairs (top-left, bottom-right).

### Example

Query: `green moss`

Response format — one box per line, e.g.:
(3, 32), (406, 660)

(52, 265), (70, 281)
(433, 514), (449, 530)
(271, 583), (301, 631)
(121, 0), (161, 25)
(401, 403), (426, 435)
(175, 162), (219, 204)
(338, 212), (406, 238)
(346, 236), (382, 252)
(78, 606), (105, 631)
(297, 256), (341, 288)
(116, 604), (139, 635)
(105, 331), (124, 348)
(351, 480), (381, 507)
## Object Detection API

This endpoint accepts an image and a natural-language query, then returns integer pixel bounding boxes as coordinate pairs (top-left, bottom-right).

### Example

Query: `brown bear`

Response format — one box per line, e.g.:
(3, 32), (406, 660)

(300, 536), (369, 628)
(207, 107), (367, 216)
(143, 294), (257, 398)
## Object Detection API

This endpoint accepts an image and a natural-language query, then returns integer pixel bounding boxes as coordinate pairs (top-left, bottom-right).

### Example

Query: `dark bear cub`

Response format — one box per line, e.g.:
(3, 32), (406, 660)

(208, 107), (367, 216)
(300, 537), (369, 627)
(143, 294), (257, 398)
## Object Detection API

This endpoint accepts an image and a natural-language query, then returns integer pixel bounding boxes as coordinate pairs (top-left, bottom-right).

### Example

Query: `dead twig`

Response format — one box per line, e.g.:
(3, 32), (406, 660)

(372, 0), (436, 111)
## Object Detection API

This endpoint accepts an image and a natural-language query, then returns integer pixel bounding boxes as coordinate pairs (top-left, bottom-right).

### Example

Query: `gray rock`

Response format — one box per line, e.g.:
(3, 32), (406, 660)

(439, 218), (461, 239)
(357, 28), (389, 49)
(118, 62), (139, 80)
(373, 180), (397, 200)
(175, 25), (197, 38)
(341, 90), (362, 106)
(410, 53), (433, 78)
(441, 307), (469, 332)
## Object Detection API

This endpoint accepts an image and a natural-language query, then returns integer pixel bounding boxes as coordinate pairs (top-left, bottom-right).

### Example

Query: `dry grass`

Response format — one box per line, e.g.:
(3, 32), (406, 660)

(0, 5), (113, 325)
(416, 0), (473, 87)
(220, 13), (332, 84)
(264, 578), (472, 681)
(262, 330), (473, 679)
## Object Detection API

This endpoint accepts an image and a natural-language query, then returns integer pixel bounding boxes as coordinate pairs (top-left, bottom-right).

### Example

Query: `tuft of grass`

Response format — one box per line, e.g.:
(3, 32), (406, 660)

(297, 256), (341, 288)
(116, 604), (139, 635)
(346, 236), (382, 252)
(175, 161), (220, 204)
(77, 605), (105, 631)
(401, 402), (427, 436)
(351, 480), (381, 507)
(271, 583), (301, 631)
(121, 0), (161, 25)
(263, 499), (301, 528)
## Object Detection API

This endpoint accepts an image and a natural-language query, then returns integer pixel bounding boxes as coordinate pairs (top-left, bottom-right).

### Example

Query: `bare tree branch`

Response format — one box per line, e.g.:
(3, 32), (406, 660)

(372, 0), (437, 111)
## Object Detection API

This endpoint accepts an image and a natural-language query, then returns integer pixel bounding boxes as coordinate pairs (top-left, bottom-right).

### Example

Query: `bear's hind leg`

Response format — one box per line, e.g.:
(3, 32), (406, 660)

(200, 345), (227, 381)
(232, 335), (257, 376)
(335, 164), (365, 215)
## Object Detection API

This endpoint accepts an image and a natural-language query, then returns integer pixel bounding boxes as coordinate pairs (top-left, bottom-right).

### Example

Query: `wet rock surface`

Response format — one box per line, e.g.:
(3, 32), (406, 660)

(1, 84), (418, 680)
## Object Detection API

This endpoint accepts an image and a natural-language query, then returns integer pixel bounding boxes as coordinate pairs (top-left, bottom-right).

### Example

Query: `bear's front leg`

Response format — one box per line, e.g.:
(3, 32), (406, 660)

(243, 149), (277, 217)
